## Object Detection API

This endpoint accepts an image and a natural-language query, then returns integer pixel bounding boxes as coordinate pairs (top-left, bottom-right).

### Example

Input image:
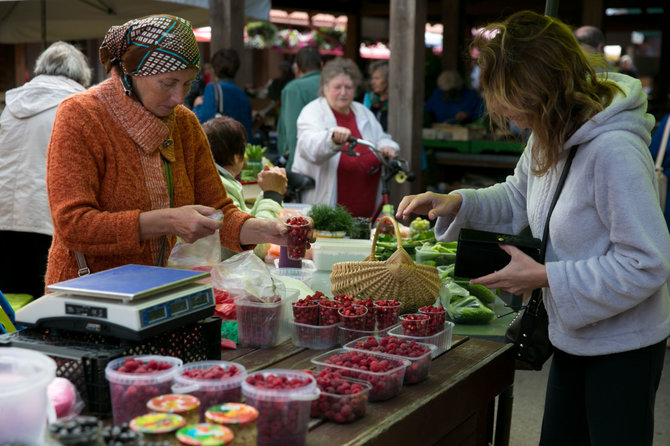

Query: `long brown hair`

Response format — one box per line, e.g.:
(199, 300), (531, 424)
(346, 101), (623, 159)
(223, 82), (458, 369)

(472, 11), (623, 175)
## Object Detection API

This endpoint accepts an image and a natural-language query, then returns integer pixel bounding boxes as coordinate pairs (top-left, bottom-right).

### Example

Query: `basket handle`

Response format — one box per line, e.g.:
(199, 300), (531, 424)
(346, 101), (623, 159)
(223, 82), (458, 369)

(370, 214), (403, 258)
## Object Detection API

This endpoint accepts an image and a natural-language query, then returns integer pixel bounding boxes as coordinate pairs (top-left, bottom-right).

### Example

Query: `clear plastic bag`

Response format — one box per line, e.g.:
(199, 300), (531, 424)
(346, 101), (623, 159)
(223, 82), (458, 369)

(167, 210), (224, 270)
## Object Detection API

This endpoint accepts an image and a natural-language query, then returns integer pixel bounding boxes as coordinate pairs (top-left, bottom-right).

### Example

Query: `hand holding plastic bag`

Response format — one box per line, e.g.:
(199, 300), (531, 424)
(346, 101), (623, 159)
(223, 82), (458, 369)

(168, 210), (224, 270)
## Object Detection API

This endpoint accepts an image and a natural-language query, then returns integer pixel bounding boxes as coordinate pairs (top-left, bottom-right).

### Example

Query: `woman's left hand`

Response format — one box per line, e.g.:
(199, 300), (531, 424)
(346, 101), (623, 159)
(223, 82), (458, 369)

(469, 244), (548, 298)
(379, 145), (397, 159)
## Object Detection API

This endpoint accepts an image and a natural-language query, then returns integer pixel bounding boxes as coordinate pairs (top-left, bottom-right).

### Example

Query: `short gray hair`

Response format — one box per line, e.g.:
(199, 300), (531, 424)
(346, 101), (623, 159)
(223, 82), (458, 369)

(34, 41), (92, 87)
(319, 57), (362, 96)
(369, 59), (389, 81)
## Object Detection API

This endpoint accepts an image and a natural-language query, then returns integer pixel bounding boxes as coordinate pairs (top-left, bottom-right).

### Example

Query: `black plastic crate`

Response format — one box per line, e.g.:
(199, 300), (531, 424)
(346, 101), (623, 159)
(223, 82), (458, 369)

(0, 317), (222, 418)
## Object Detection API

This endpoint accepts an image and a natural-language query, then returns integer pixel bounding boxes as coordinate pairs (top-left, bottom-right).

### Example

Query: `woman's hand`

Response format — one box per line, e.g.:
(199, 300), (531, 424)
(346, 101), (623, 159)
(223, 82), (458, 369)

(193, 95), (204, 107)
(239, 217), (316, 247)
(469, 245), (549, 298)
(257, 165), (288, 195)
(396, 191), (462, 221)
(139, 205), (223, 243)
(379, 145), (396, 159)
(331, 126), (352, 145)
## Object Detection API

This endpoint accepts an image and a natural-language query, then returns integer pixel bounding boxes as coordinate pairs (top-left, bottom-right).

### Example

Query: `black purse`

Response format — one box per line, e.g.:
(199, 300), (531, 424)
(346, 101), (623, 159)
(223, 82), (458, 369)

(455, 146), (578, 370)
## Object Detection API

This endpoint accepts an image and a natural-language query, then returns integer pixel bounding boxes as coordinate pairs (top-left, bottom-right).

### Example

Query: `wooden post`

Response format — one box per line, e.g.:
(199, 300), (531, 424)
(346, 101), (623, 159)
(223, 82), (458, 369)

(344, 13), (360, 63)
(209, 0), (249, 86)
(388, 0), (427, 203)
(440, 0), (463, 73)
(580, 0), (603, 28)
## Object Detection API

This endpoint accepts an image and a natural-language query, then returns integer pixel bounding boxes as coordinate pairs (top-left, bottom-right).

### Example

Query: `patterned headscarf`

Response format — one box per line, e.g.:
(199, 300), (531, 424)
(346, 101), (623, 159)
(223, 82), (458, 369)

(99, 14), (200, 94)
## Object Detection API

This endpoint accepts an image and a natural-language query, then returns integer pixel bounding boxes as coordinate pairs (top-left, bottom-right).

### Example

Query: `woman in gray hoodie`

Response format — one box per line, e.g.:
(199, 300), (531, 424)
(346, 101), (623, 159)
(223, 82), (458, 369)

(398, 11), (669, 446)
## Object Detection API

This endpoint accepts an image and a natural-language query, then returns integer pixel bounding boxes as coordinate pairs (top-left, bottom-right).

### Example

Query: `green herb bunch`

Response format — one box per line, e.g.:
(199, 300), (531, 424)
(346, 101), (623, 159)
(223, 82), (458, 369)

(307, 204), (354, 233)
(245, 143), (266, 162)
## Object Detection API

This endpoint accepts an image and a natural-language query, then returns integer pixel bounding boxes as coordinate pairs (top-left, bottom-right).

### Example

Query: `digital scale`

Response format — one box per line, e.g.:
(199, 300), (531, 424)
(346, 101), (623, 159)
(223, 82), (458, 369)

(15, 264), (216, 341)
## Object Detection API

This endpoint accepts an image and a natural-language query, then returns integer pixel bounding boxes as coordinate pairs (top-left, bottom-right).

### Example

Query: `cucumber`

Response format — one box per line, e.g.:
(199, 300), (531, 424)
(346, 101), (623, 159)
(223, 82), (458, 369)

(454, 280), (497, 305)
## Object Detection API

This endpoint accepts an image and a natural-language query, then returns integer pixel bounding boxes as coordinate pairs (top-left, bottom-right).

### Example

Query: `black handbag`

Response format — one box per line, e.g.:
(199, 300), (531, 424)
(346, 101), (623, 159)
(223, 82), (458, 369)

(456, 146), (578, 370)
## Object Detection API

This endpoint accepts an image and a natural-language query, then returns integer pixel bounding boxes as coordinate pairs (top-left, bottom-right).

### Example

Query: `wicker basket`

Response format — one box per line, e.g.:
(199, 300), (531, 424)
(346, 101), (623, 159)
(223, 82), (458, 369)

(330, 215), (440, 313)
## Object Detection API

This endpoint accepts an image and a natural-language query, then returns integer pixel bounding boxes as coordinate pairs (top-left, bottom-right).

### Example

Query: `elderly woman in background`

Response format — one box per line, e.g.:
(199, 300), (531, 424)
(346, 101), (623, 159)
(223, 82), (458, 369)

(363, 60), (389, 131)
(0, 41), (91, 299)
(292, 57), (399, 219)
(45, 15), (301, 287)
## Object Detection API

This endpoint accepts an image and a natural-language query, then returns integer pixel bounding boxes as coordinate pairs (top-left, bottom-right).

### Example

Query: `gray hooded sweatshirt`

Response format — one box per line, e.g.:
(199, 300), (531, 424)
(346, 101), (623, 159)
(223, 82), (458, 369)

(436, 73), (670, 356)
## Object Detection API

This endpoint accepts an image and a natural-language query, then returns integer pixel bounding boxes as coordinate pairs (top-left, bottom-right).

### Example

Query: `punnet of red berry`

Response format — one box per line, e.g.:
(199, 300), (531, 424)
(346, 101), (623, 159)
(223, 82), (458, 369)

(419, 305), (447, 335)
(292, 298), (319, 325)
(180, 364), (245, 419)
(353, 298), (376, 330)
(345, 336), (434, 384)
(243, 372), (315, 446)
(317, 349), (407, 401)
(374, 299), (401, 330)
(285, 215), (310, 260)
(108, 357), (176, 426)
(308, 370), (371, 423)
(318, 300), (342, 326)
(400, 313), (431, 337)
(338, 304), (368, 330)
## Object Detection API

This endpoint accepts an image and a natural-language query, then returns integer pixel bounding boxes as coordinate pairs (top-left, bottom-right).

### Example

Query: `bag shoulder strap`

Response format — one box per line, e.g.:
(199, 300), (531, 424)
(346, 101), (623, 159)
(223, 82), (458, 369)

(527, 145), (578, 310)
(214, 82), (224, 116)
(540, 145), (578, 258)
(655, 118), (670, 171)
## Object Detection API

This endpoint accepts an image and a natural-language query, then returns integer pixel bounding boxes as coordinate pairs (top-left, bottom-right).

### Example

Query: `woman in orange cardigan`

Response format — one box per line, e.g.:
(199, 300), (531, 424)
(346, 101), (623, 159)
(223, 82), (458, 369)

(45, 15), (306, 287)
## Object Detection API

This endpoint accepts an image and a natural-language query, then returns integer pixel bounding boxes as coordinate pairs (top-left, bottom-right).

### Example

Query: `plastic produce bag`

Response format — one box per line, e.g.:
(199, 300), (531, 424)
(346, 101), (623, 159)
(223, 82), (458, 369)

(210, 250), (285, 302)
(447, 294), (496, 325)
(167, 210), (224, 271)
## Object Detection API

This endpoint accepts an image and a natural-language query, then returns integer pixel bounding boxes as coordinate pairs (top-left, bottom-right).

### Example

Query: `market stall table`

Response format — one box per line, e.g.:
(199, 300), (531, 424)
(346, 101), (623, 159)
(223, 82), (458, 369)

(220, 335), (514, 446)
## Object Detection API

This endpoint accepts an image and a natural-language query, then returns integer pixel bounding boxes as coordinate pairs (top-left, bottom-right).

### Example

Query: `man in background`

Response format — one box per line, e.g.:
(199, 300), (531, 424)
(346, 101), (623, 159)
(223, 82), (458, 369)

(277, 46), (322, 171)
(574, 25), (616, 72)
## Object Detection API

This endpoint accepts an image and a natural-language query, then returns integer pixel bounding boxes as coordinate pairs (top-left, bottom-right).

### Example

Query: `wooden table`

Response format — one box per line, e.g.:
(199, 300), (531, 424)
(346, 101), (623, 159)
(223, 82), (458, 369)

(220, 335), (515, 446)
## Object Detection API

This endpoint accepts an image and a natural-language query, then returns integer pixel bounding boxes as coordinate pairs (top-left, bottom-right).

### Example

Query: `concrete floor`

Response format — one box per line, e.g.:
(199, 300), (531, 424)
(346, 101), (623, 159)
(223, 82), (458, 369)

(509, 344), (670, 446)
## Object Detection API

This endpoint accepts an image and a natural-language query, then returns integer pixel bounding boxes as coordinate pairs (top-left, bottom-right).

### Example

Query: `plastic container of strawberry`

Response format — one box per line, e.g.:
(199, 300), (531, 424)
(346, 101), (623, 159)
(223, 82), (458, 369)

(105, 355), (183, 426)
(291, 300), (319, 325)
(353, 298), (376, 331)
(374, 300), (402, 330)
(387, 321), (454, 359)
(172, 360), (247, 421)
(310, 348), (409, 402)
(317, 300), (342, 326)
(418, 305), (447, 335)
(241, 369), (319, 446)
(308, 371), (372, 423)
(343, 335), (436, 384)
(338, 305), (368, 330)
(235, 295), (282, 348)
(399, 313), (432, 337)
(290, 320), (340, 350)
(285, 216), (310, 260)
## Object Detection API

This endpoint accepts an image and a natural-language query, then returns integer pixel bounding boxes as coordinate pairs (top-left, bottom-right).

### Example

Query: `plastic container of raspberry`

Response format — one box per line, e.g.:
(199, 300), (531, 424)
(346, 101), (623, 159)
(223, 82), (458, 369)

(241, 369), (319, 446)
(235, 295), (282, 348)
(343, 336), (436, 384)
(105, 355), (183, 426)
(290, 320), (340, 350)
(310, 377), (372, 423)
(172, 360), (247, 421)
(387, 321), (454, 359)
(310, 348), (409, 402)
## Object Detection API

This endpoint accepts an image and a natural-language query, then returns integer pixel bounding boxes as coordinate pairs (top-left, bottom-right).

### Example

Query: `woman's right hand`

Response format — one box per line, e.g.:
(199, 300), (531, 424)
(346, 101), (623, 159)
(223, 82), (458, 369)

(139, 205), (223, 243)
(331, 126), (352, 145)
(257, 165), (288, 195)
(396, 191), (462, 221)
